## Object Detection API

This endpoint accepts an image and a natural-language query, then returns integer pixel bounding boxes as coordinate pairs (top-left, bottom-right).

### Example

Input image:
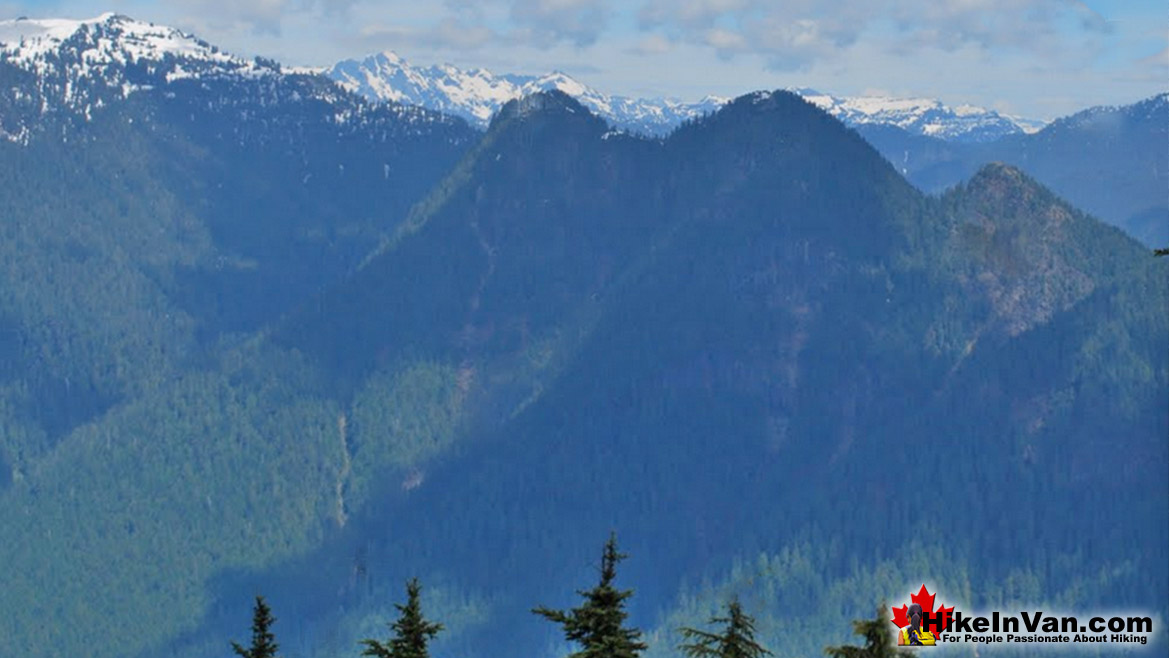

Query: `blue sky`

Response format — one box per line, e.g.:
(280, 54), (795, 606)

(2, 0), (1165, 119)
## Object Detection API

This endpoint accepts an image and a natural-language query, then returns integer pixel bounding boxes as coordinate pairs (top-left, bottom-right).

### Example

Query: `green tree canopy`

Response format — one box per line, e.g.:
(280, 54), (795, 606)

(231, 595), (279, 658)
(361, 578), (445, 658)
(533, 532), (648, 658)
(677, 597), (772, 658)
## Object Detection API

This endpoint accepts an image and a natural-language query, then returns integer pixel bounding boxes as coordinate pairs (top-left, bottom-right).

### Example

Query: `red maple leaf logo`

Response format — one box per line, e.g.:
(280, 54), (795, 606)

(891, 585), (955, 635)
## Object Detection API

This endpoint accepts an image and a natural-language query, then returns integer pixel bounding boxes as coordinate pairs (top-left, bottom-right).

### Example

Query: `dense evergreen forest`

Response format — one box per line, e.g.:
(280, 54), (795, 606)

(0, 73), (1163, 658)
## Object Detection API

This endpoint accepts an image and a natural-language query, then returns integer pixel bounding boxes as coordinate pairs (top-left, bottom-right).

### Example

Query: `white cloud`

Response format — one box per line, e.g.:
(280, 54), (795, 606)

(508, 0), (610, 47)
(633, 0), (1116, 71)
(628, 33), (672, 55)
(355, 17), (496, 52)
(162, 0), (356, 35)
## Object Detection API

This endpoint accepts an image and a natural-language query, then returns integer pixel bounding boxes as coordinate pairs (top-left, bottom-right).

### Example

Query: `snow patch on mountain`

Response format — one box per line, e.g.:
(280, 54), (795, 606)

(329, 52), (1042, 141)
(329, 51), (725, 136)
(0, 13), (265, 82)
(795, 88), (1032, 142)
(0, 12), (275, 132)
(0, 14), (1051, 144)
(0, 14), (468, 144)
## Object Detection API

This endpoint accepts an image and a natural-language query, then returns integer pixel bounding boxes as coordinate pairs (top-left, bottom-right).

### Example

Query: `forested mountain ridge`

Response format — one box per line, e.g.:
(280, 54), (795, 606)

(0, 62), (1162, 658)
(223, 90), (1164, 657)
(0, 11), (476, 455)
(0, 16), (478, 657)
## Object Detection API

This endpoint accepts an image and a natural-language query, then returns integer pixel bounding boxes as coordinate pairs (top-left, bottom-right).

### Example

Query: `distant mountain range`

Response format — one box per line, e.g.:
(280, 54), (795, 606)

(326, 44), (1167, 245)
(327, 51), (729, 137)
(0, 13), (456, 143)
(858, 92), (1169, 246)
(328, 50), (1041, 141)
(0, 12), (1165, 658)
(795, 88), (1039, 142)
(0, 11), (1160, 242)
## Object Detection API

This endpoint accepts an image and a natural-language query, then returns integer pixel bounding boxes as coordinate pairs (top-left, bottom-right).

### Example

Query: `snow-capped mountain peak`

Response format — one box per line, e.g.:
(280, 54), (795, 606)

(1, 15), (1046, 143)
(0, 13), (255, 76)
(0, 15), (466, 145)
(328, 53), (1041, 140)
(0, 12), (282, 141)
(795, 88), (1030, 142)
(329, 50), (525, 123)
(328, 52), (724, 136)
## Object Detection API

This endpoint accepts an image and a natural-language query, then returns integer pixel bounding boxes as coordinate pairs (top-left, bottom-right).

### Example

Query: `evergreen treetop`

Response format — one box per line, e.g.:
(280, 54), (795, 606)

(231, 595), (280, 658)
(361, 577), (444, 658)
(677, 597), (772, 658)
(533, 532), (648, 658)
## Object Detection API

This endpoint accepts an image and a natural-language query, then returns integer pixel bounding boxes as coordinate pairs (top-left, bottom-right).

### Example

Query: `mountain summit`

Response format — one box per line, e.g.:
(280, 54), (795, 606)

(0, 13), (278, 141)
(0, 13), (248, 70)
(0, 13), (270, 95)
(797, 88), (1035, 142)
(328, 50), (725, 135)
(0, 13), (470, 144)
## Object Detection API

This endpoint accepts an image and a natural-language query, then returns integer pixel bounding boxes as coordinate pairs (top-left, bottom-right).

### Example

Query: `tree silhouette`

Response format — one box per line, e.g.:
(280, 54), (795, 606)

(231, 595), (279, 658)
(678, 597), (772, 658)
(823, 603), (912, 658)
(361, 578), (444, 658)
(533, 532), (647, 658)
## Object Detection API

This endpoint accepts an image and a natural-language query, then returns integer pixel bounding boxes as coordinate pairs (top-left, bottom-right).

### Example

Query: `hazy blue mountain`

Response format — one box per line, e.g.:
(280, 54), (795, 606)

(0, 14), (476, 332)
(0, 16), (1163, 658)
(190, 91), (1162, 658)
(858, 93), (1169, 247)
(0, 20), (475, 643)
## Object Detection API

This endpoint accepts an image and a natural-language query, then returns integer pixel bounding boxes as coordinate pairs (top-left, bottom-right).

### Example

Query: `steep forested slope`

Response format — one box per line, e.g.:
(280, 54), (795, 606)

(190, 92), (1164, 657)
(0, 33), (476, 657)
(0, 86), (1163, 658)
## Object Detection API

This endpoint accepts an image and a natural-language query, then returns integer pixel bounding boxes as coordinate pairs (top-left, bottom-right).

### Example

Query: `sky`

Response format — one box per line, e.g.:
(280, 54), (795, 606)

(1, 0), (1165, 120)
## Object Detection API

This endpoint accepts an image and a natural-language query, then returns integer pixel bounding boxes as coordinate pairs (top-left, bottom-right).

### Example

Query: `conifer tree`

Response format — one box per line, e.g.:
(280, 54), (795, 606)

(361, 578), (444, 658)
(231, 595), (280, 658)
(823, 603), (912, 658)
(533, 532), (648, 658)
(677, 597), (772, 658)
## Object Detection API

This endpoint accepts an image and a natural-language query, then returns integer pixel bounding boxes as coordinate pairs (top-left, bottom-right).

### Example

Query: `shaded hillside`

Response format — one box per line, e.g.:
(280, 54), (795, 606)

(0, 61), (474, 457)
(0, 87), (1162, 658)
(217, 92), (1164, 657)
(0, 36), (476, 658)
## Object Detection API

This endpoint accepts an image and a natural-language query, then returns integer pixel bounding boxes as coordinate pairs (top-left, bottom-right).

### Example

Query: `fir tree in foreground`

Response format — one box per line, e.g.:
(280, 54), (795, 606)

(823, 604), (912, 658)
(231, 595), (280, 658)
(533, 532), (648, 658)
(362, 578), (444, 658)
(677, 598), (772, 658)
